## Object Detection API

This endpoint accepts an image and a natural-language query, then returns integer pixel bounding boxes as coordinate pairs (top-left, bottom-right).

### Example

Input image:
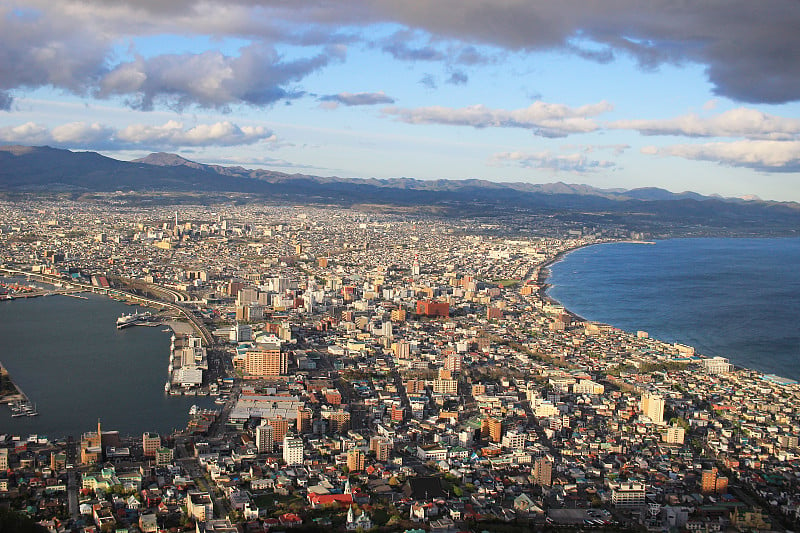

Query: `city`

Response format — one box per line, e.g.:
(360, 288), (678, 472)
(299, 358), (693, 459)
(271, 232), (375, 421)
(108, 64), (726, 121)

(1, 198), (798, 532)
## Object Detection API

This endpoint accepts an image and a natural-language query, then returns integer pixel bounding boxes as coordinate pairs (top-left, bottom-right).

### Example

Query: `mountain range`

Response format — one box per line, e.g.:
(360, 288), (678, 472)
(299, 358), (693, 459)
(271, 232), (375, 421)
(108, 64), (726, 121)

(1, 145), (798, 235)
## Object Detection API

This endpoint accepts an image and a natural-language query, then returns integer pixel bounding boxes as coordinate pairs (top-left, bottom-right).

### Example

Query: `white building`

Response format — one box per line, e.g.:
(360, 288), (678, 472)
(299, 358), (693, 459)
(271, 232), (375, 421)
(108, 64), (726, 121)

(283, 436), (304, 466)
(703, 357), (732, 374)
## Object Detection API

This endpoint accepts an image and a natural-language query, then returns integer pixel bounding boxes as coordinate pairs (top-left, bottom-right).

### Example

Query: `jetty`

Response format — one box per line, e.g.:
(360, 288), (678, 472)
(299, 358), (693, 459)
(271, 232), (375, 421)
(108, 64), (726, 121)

(0, 362), (37, 416)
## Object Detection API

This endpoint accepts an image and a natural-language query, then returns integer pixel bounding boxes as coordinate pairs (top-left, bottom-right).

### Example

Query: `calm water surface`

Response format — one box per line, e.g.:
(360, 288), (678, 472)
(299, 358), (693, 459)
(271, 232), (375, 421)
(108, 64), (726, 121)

(0, 291), (212, 438)
(548, 238), (800, 380)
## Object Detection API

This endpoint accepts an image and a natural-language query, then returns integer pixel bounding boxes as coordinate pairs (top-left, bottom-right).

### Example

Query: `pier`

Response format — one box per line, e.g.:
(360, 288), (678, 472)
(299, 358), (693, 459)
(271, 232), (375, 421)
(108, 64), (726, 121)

(0, 361), (37, 416)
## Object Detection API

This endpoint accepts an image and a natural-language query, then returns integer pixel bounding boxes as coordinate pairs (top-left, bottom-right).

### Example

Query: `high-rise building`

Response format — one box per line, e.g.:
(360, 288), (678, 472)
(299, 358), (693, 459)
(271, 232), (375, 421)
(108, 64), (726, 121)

(297, 407), (312, 433)
(444, 353), (463, 372)
(641, 393), (665, 424)
(534, 456), (553, 486)
(324, 409), (351, 433)
(701, 467), (729, 495)
(267, 417), (290, 445)
(244, 342), (287, 377)
(370, 437), (392, 462)
(347, 448), (365, 472)
(142, 432), (160, 458)
(255, 422), (275, 453)
(486, 417), (502, 443)
(283, 436), (304, 466)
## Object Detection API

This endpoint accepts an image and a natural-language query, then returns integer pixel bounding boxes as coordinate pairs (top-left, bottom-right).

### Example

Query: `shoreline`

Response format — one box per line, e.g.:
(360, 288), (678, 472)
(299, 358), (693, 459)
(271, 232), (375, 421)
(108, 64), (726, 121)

(537, 238), (799, 383)
(534, 239), (618, 323)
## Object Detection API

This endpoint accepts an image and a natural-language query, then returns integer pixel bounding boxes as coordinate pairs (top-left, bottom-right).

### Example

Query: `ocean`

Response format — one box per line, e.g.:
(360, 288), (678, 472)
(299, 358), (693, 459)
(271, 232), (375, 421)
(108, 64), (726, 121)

(0, 292), (213, 438)
(547, 238), (800, 380)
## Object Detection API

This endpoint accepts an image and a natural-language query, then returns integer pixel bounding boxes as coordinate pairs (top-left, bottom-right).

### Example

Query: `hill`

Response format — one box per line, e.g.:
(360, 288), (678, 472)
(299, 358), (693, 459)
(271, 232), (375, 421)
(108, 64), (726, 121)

(2, 145), (799, 235)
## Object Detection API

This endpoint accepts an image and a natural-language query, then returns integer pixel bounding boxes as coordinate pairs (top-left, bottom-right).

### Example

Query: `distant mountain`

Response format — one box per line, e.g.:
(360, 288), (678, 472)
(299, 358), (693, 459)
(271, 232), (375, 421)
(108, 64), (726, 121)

(2, 145), (799, 235)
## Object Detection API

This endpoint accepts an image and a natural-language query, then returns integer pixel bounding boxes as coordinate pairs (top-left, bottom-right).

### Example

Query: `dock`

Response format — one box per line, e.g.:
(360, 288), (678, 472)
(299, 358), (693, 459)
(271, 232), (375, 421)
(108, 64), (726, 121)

(0, 361), (37, 416)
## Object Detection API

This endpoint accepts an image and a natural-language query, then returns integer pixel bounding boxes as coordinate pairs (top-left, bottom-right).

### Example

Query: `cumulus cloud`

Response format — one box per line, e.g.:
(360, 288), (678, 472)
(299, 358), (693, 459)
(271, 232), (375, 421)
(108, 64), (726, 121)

(319, 91), (395, 108)
(0, 122), (51, 145)
(642, 140), (800, 172)
(383, 100), (612, 137)
(0, 120), (276, 150)
(96, 43), (339, 110)
(492, 150), (616, 172)
(611, 108), (800, 140)
(6, 0), (800, 106)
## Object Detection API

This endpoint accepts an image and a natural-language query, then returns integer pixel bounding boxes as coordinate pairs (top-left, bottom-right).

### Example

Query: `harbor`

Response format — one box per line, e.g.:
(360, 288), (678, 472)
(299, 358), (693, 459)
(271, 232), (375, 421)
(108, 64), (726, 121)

(0, 293), (214, 437)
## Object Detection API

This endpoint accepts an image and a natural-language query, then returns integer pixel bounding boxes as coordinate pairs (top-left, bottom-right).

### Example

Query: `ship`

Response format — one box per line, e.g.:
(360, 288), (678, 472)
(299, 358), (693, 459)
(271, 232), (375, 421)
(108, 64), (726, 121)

(116, 311), (155, 329)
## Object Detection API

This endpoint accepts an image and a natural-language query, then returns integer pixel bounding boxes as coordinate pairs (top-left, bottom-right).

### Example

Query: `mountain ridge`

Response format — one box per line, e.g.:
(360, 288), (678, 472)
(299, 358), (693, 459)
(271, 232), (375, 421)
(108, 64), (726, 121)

(1, 145), (798, 236)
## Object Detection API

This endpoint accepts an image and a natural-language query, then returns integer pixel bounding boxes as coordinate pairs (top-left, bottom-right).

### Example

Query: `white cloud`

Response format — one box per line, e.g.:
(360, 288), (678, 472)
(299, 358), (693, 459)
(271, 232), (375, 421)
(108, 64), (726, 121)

(0, 122), (50, 144)
(492, 150), (616, 172)
(384, 100), (612, 137)
(611, 108), (800, 140)
(0, 120), (276, 150)
(642, 140), (800, 172)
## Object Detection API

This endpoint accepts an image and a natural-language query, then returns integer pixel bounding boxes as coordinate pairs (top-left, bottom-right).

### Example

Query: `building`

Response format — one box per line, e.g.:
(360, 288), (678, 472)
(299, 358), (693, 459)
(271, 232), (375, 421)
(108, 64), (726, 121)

(433, 377), (458, 395)
(0, 449), (7, 470)
(347, 448), (365, 472)
(142, 432), (160, 458)
(502, 430), (526, 450)
(701, 467), (729, 495)
(283, 436), (303, 466)
(485, 417), (502, 443)
(267, 417), (290, 445)
(416, 300), (449, 317)
(370, 437), (392, 462)
(533, 456), (553, 486)
(346, 506), (373, 531)
(392, 341), (411, 359)
(444, 353), (463, 372)
(641, 392), (665, 424)
(296, 407), (312, 433)
(703, 356), (732, 374)
(243, 342), (287, 377)
(612, 482), (646, 508)
(155, 448), (173, 466)
(187, 491), (214, 521)
(80, 420), (103, 465)
(324, 408), (351, 433)
(255, 422), (275, 453)
(664, 424), (686, 445)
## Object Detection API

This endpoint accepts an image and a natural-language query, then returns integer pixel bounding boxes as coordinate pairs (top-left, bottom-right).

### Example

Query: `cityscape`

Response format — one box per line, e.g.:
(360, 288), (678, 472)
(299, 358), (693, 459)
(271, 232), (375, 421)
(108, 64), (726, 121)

(2, 0), (800, 532)
(0, 198), (798, 532)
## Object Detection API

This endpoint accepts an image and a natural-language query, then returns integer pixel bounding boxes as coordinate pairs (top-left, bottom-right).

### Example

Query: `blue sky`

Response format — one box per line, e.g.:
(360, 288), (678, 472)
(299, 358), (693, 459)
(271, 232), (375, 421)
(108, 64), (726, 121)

(2, 1), (800, 201)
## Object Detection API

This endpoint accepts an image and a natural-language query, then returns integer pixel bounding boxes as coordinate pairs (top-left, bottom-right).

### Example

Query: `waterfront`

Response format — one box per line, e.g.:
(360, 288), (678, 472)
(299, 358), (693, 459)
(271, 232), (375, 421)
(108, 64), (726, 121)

(0, 292), (213, 438)
(547, 237), (800, 380)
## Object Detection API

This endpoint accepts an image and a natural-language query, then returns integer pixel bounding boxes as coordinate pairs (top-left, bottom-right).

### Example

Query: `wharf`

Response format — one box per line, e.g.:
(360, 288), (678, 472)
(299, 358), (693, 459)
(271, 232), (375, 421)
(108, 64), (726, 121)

(0, 361), (36, 416)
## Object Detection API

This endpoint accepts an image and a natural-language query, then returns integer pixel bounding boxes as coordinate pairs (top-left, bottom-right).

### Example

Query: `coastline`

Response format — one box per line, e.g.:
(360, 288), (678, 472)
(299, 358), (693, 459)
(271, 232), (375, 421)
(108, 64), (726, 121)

(534, 239), (616, 323)
(537, 237), (800, 383)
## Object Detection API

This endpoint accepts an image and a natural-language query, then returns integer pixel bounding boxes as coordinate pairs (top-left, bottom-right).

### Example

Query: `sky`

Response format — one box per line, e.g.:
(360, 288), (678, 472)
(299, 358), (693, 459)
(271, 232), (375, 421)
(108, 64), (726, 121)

(2, 1), (800, 201)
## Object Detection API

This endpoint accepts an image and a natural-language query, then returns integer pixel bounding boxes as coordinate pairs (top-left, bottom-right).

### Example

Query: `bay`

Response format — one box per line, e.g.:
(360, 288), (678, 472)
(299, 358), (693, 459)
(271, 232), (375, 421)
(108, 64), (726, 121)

(547, 238), (800, 381)
(0, 292), (213, 438)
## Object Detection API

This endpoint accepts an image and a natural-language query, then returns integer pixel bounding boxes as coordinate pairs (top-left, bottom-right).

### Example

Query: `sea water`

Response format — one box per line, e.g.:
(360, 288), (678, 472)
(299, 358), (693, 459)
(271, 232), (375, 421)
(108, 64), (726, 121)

(0, 292), (213, 438)
(547, 238), (800, 380)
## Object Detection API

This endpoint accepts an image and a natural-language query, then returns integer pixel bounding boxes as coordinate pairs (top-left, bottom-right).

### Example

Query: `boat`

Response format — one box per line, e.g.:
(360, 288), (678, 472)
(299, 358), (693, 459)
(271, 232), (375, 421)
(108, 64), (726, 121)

(116, 311), (155, 329)
(164, 381), (171, 392)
